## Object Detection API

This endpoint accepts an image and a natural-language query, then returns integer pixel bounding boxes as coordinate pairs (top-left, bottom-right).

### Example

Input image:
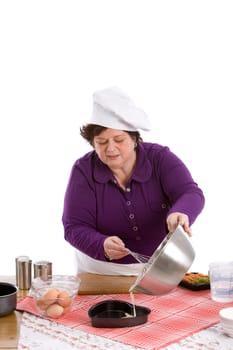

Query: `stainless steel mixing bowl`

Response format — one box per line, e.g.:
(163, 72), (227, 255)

(129, 225), (195, 295)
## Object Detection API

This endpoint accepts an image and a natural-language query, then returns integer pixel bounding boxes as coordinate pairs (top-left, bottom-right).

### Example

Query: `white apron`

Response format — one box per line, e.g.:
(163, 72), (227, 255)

(75, 249), (143, 276)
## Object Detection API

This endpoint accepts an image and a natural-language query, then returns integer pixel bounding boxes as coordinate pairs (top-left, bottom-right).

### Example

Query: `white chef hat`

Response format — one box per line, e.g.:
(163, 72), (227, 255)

(90, 86), (151, 132)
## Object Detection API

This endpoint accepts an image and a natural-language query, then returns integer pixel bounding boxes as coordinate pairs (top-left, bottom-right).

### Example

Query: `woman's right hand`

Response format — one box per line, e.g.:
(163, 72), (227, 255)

(103, 236), (129, 261)
(167, 212), (192, 236)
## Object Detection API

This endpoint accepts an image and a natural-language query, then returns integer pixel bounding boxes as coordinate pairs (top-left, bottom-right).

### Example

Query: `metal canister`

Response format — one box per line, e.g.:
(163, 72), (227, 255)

(33, 260), (52, 280)
(15, 256), (32, 290)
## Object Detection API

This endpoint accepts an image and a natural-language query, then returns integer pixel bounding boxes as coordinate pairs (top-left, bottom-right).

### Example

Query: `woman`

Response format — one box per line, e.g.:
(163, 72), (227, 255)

(62, 86), (205, 275)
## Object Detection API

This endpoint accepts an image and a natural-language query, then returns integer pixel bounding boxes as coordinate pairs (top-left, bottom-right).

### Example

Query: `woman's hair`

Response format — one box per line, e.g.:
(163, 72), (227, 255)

(80, 124), (142, 146)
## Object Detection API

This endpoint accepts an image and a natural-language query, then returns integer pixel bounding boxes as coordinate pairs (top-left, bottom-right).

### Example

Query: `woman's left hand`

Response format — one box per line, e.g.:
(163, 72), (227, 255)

(103, 236), (129, 260)
(166, 212), (192, 236)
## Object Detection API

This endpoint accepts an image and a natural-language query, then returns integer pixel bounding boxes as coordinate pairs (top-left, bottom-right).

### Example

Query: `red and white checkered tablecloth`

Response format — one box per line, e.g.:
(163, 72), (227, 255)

(17, 287), (233, 350)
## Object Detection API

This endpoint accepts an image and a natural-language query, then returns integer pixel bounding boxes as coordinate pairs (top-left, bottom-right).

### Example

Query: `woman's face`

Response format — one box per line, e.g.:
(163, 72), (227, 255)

(93, 128), (136, 171)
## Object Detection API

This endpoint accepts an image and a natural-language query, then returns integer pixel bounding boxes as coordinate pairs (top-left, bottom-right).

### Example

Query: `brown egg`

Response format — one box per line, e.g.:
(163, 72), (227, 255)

(41, 288), (59, 306)
(57, 290), (71, 308)
(46, 303), (64, 318)
(36, 298), (49, 310)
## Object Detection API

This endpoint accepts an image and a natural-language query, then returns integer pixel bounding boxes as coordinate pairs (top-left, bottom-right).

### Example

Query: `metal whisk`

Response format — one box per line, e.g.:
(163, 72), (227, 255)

(127, 249), (150, 264)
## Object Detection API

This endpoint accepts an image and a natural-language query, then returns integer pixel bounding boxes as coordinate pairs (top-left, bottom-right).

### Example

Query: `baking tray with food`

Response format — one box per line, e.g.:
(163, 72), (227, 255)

(179, 272), (210, 291)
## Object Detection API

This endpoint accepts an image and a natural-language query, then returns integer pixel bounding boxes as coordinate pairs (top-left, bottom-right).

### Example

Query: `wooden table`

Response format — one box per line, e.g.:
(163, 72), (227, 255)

(1, 275), (229, 350)
(0, 274), (137, 349)
(0, 311), (22, 350)
(0, 276), (28, 350)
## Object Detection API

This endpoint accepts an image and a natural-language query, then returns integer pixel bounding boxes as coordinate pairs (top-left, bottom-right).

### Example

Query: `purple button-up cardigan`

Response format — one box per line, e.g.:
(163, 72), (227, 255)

(62, 142), (205, 264)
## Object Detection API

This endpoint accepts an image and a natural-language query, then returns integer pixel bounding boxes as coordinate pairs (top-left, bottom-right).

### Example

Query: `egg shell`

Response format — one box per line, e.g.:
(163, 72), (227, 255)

(36, 298), (49, 310)
(46, 303), (64, 318)
(41, 288), (59, 305)
(57, 290), (72, 308)
(63, 305), (71, 314)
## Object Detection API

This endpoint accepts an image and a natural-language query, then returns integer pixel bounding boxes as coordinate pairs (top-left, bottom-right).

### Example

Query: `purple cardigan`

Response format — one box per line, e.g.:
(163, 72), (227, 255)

(62, 142), (205, 264)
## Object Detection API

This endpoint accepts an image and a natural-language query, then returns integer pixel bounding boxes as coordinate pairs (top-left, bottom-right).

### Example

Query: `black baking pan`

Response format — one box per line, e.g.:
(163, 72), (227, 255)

(88, 300), (151, 328)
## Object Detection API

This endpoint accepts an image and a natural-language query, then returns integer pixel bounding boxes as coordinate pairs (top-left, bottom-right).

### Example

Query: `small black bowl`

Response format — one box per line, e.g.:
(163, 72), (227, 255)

(0, 282), (17, 317)
(88, 300), (151, 328)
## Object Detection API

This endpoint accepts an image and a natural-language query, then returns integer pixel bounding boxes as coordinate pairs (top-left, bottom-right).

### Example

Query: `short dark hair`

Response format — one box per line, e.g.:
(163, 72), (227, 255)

(80, 124), (142, 146)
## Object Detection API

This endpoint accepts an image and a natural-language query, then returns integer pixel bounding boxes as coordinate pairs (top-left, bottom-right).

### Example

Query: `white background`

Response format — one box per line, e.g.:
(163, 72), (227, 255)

(0, 1), (232, 277)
